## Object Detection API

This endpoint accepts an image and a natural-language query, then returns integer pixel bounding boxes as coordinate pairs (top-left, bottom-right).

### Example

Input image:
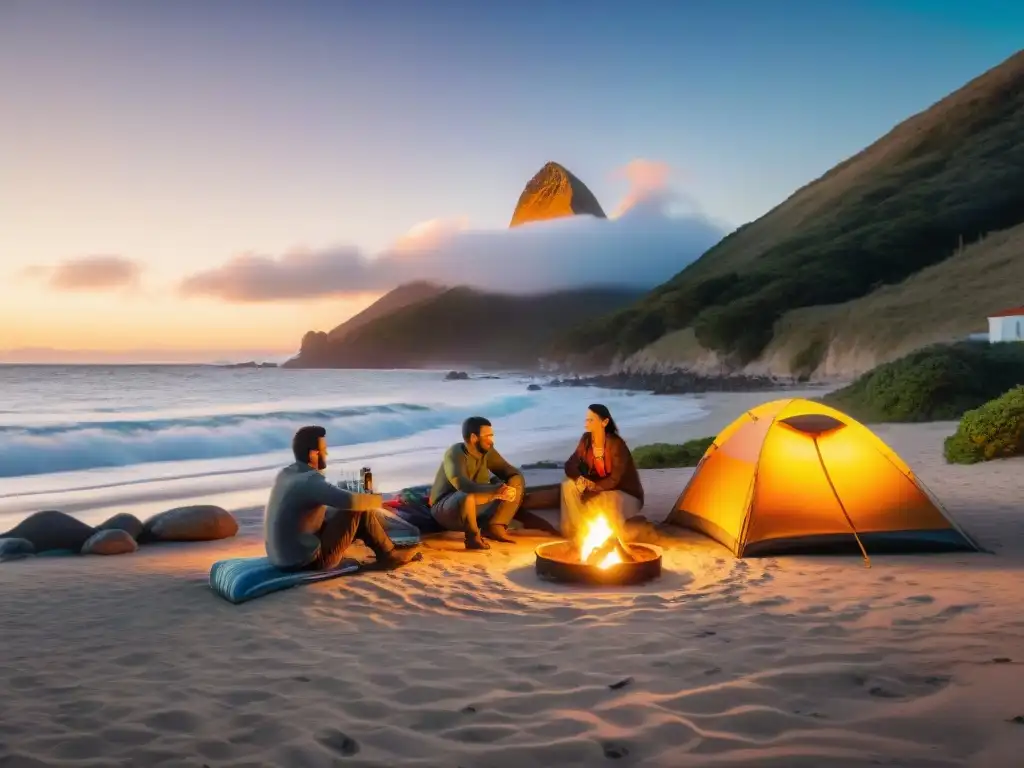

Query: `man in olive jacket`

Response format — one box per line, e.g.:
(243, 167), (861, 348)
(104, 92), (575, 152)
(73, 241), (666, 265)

(265, 425), (420, 571)
(429, 416), (525, 550)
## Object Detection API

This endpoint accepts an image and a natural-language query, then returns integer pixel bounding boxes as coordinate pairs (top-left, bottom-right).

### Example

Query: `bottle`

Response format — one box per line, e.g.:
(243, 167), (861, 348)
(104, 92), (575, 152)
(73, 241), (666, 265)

(361, 466), (373, 494)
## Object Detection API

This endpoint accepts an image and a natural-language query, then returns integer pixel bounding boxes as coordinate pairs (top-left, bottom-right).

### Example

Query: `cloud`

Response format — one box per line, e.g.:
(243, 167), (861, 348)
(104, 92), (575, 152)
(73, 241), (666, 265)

(611, 159), (675, 217)
(25, 255), (142, 292)
(179, 161), (728, 302)
(390, 216), (470, 253)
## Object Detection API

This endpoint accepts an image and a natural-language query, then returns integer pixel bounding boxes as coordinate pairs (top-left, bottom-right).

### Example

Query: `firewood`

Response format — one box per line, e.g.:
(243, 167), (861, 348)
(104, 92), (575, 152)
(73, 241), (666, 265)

(584, 535), (637, 565)
(615, 537), (638, 562)
(585, 537), (618, 566)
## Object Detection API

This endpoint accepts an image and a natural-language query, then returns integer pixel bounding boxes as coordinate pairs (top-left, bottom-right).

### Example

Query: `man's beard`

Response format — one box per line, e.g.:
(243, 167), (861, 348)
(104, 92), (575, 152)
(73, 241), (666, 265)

(317, 455), (327, 471)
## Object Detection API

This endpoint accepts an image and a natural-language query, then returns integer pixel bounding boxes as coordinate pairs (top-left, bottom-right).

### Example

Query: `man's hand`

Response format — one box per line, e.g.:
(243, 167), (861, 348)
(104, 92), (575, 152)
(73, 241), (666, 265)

(358, 492), (383, 509)
(495, 484), (517, 502)
(575, 476), (588, 493)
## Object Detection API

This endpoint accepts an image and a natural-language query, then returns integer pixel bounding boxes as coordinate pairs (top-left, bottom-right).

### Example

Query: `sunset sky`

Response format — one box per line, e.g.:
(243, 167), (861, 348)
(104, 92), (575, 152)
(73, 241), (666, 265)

(2, 0), (1021, 362)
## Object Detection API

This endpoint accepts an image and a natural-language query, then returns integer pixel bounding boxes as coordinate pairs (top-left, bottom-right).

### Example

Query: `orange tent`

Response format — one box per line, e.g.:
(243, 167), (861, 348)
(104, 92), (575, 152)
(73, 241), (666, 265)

(664, 399), (980, 559)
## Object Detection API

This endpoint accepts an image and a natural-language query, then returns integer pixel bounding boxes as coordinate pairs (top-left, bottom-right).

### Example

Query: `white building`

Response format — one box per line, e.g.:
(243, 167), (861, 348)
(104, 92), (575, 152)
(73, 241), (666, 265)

(988, 307), (1024, 343)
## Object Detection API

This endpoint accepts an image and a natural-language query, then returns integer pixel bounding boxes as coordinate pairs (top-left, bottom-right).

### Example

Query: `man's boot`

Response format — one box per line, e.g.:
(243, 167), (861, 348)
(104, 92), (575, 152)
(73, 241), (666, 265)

(483, 524), (515, 543)
(374, 547), (423, 570)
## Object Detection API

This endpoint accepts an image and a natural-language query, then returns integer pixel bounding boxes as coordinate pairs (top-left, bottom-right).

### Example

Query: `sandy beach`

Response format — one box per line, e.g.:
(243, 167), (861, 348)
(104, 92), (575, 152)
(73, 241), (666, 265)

(2, 392), (1023, 767)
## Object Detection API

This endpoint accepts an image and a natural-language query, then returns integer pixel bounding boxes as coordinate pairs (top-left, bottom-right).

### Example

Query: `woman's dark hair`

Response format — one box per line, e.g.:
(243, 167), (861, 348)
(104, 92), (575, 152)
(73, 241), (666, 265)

(293, 425), (327, 462)
(588, 403), (619, 436)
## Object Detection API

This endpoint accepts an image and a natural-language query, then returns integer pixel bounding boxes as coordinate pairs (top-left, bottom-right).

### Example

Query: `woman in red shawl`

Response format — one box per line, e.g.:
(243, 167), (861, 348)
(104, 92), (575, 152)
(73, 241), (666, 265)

(561, 403), (645, 542)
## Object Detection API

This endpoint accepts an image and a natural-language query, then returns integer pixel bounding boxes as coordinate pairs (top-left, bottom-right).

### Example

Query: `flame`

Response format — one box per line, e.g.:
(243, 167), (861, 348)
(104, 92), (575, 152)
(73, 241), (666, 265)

(597, 550), (621, 569)
(579, 513), (622, 570)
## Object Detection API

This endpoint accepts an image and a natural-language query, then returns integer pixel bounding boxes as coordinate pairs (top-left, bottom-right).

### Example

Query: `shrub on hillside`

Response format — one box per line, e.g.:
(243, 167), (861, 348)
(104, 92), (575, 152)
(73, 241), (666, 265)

(944, 386), (1024, 464)
(942, 430), (984, 464)
(633, 437), (715, 469)
(822, 342), (1024, 422)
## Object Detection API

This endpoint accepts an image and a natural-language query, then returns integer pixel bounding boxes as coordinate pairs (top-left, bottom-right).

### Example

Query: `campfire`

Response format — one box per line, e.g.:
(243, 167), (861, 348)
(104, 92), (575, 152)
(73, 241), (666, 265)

(578, 513), (635, 569)
(534, 511), (662, 586)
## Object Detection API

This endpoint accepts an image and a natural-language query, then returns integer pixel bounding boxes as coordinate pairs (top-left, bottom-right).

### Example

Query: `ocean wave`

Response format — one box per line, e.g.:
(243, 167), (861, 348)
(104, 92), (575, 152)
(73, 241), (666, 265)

(0, 404), (431, 437)
(0, 396), (533, 478)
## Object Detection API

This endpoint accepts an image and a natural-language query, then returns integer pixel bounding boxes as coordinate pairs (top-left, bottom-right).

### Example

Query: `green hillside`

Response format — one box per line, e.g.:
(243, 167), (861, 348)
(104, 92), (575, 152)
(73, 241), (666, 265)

(763, 221), (1024, 376)
(286, 286), (644, 369)
(553, 49), (1024, 369)
(326, 281), (446, 341)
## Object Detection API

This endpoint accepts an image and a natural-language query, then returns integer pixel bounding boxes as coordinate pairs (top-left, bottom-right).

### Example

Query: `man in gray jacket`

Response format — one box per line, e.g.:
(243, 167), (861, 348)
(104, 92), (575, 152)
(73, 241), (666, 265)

(265, 425), (420, 571)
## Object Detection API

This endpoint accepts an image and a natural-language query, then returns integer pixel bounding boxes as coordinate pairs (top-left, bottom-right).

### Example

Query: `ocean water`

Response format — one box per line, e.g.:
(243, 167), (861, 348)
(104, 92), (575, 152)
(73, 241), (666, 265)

(0, 366), (705, 527)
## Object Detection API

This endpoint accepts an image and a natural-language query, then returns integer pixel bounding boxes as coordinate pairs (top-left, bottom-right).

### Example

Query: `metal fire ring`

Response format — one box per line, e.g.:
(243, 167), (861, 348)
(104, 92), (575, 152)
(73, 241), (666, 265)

(534, 540), (663, 586)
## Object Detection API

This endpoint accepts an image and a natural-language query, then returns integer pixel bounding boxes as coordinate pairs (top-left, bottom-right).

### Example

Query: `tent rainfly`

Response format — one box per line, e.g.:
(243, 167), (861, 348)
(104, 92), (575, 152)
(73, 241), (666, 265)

(664, 399), (980, 561)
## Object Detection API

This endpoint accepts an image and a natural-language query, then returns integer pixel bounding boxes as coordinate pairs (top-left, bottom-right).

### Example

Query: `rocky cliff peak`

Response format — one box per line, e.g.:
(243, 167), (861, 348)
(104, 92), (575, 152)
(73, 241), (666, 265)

(509, 162), (607, 228)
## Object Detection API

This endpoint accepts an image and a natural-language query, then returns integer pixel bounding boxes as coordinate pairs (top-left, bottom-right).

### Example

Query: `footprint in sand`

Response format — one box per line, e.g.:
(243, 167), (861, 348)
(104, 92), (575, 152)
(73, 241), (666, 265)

(602, 742), (630, 759)
(869, 686), (903, 699)
(800, 604), (832, 614)
(937, 603), (979, 618)
(750, 595), (789, 607)
(794, 709), (828, 719)
(515, 662), (557, 674)
(143, 709), (204, 733)
(316, 728), (360, 756)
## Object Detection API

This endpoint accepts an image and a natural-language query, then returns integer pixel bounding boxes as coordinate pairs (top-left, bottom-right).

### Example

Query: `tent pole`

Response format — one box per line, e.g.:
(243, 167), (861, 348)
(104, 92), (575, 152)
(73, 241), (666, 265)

(813, 437), (871, 568)
(910, 474), (987, 554)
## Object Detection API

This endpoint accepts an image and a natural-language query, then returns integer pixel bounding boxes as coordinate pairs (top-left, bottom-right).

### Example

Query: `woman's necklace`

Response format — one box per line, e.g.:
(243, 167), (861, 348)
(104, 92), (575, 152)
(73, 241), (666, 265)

(593, 436), (605, 459)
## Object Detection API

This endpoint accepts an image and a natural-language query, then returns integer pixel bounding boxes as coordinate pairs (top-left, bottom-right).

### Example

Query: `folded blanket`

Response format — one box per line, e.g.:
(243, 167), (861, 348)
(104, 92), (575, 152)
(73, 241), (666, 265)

(384, 485), (442, 533)
(383, 483), (562, 534)
(209, 556), (361, 604)
(376, 505), (425, 544)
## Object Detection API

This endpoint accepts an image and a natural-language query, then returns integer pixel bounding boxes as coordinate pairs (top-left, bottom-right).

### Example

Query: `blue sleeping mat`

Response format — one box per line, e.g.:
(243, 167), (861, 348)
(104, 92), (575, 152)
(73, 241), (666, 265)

(209, 556), (362, 604)
(210, 509), (421, 604)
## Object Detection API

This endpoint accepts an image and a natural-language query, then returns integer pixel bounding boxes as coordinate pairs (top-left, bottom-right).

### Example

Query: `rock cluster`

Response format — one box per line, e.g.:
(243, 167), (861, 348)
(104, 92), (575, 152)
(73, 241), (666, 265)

(548, 369), (783, 394)
(0, 505), (239, 561)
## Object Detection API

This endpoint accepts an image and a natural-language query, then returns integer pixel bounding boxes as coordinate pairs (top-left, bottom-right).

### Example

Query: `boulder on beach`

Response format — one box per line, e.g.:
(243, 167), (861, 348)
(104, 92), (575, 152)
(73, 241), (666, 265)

(527, 384), (542, 391)
(0, 538), (35, 562)
(140, 505), (239, 543)
(0, 510), (96, 553)
(95, 512), (145, 541)
(81, 529), (138, 556)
